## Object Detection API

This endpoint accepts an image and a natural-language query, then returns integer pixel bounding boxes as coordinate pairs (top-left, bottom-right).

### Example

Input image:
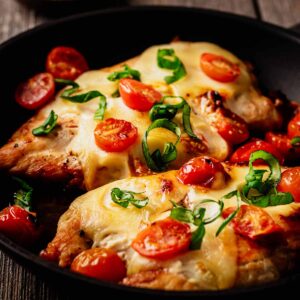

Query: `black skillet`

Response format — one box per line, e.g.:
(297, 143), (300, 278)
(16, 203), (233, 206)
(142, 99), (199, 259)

(0, 6), (300, 299)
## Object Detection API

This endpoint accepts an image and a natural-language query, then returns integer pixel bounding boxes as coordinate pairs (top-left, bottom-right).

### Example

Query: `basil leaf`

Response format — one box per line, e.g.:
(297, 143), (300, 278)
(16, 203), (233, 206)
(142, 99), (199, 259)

(240, 150), (293, 207)
(149, 96), (199, 140)
(142, 118), (181, 171)
(111, 89), (120, 98)
(190, 223), (205, 250)
(12, 177), (33, 212)
(216, 190), (240, 236)
(198, 199), (224, 225)
(55, 78), (107, 120)
(170, 206), (194, 223)
(107, 65), (141, 82)
(157, 48), (187, 84)
(291, 136), (300, 147)
(32, 110), (58, 136)
(111, 188), (148, 209)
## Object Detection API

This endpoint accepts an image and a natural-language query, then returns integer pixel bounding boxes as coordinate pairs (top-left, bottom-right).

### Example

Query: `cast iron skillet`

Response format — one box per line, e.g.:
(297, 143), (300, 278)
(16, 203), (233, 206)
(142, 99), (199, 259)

(0, 6), (300, 299)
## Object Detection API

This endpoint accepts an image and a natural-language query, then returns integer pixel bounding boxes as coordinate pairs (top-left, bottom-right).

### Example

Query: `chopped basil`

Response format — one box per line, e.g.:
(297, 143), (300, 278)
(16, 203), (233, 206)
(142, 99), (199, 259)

(111, 89), (120, 98)
(190, 223), (205, 250)
(12, 177), (33, 212)
(55, 78), (107, 120)
(111, 188), (149, 208)
(107, 65), (141, 82)
(142, 118), (181, 171)
(157, 49), (187, 84)
(32, 110), (58, 136)
(291, 136), (300, 147)
(149, 96), (199, 141)
(240, 150), (293, 207)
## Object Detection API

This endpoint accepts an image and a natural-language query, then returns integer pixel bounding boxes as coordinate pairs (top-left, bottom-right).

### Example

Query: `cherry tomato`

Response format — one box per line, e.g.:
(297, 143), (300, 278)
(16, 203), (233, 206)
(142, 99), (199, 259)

(222, 205), (282, 239)
(46, 46), (88, 80)
(71, 248), (126, 282)
(213, 108), (249, 144)
(265, 132), (300, 162)
(230, 139), (284, 165)
(15, 73), (55, 110)
(94, 118), (138, 152)
(131, 218), (191, 260)
(200, 53), (240, 83)
(177, 156), (227, 188)
(119, 79), (162, 112)
(0, 205), (37, 246)
(288, 112), (300, 138)
(277, 167), (300, 202)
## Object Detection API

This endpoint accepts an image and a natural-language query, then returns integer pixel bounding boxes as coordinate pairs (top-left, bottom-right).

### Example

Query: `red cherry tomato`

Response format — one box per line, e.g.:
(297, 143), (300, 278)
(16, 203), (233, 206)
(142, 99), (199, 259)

(15, 73), (55, 110)
(277, 167), (300, 202)
(200, 53), (240, 83)
(230, 139), (284, 165)
(213, 108), (249, 145)
(177, 156), (228, 188)
(119, 79), (162, 112)
(132, 218), (191, 260)
(265, 132), (300, 162)
(94, 118), (138, 152)
(46, 46), (88, 80)
(0, 205), (37, 246)
(222, 205), (282, 239)
(71, 248), (126, 282)
(288, 112), (300, 138)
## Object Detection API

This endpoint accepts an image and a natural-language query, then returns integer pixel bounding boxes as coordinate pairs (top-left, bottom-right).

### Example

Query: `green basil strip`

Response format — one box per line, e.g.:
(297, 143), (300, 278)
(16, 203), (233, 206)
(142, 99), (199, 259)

(150, 96), (199, 140)
(111, 188), (149, 209)
(157, 48), (187, 84)
(216, 190), (240, 236)
(170, 202), (194, 224)
(142, 118), (181, 171)
(12, 177), (33, 212)
(107, 65), (141, 82)
(111, 89), (120, 98)
(55, 78), (107, 120)
(240, 150), (293, 207)
(198, 199), (224, 225)
(32, 110), (58, 136)
(190, 223), (205, 250)
(291, 136), (300, 147)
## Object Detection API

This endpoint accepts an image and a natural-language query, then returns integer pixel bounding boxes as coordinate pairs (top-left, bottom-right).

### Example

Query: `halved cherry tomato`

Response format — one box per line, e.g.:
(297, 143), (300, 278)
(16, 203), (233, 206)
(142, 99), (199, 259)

(222, 205), (282, 239)
(200, 53), (240, 83)
(71, 248), (126, 282)
(177, 156), (228, 188)
(94, 118), (138, 152)
(230, 139), (284, 165)
(0, 205), (37, 246)
(132, 218), (191, 260)
(213, 108), (249, 144)
(15, 73), (55, 110)
(277, 167), (300, 202)
(119, 79), (162, 112)
(288, 112), (300, 138)
(46, 46), (88, 80)
(265, 132), (300, 162)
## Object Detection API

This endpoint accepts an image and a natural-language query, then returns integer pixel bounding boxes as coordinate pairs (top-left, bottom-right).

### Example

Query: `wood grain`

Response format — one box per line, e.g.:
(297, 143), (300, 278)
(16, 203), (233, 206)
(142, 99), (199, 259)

(258, 0), (300, 28)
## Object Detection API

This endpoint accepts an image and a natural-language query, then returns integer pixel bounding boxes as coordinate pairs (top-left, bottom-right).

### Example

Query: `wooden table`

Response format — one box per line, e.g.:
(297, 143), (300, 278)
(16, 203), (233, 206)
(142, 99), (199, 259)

(0, 0), (299, 299)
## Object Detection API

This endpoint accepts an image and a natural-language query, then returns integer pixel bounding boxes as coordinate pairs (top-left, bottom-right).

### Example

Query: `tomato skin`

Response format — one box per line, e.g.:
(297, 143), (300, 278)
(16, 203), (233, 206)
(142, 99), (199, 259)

(132, 218), (191, 260)
(288, 112), (300, 138)
(15, 73), (55, 110)
(222, 205), (282, 239)
(265, 132), (300, 162)
(71, 248), (126, 282)
(230, 139), (284, 165)
(177, 156), (227, 188)
(213, 108), (249, 145)
(46, 46), (88, 80)
(94, 118), (138, 152)
(200, 53), (240, 83)
(119, 79), (162, 112)
(277, 167), (300, 202)
(0, 205), (37, 246)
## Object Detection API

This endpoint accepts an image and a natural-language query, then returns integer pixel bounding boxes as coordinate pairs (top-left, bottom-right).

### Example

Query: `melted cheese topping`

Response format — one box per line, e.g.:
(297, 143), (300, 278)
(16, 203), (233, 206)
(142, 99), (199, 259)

(38, 42), (269, 190)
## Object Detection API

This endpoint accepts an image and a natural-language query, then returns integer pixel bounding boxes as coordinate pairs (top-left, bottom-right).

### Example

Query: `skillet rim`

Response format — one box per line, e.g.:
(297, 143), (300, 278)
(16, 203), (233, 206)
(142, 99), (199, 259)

(0, 5), (300, 297)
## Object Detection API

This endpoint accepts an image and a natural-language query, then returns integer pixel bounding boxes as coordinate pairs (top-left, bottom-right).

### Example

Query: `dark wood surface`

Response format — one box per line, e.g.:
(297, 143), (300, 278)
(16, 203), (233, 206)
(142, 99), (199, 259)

(0, 0), (300, 299)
